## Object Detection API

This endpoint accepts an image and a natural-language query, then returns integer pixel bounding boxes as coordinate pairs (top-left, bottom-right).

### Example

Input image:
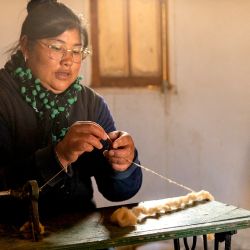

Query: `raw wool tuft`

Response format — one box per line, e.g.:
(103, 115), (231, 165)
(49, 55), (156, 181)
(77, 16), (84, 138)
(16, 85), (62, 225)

(110, 207), (137, 227)
(111, 190), (214, 227)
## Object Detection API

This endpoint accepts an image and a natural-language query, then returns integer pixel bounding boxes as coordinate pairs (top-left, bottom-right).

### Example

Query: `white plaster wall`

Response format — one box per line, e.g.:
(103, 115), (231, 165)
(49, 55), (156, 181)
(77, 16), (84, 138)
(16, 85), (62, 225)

(165, 0), (250, 210)
(0, 1), (26, 65)
(0, 1), (249, 213)
(96, 0), (250, 211)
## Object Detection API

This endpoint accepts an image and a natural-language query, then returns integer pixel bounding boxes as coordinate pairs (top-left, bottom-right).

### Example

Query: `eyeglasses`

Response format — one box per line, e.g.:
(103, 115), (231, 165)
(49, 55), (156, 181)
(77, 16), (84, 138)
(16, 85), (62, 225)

(38, 41), (90, 63)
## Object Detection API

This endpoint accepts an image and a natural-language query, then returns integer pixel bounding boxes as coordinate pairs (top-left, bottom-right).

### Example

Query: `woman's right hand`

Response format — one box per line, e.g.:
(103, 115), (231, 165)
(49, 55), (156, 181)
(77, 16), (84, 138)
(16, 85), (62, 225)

(54, 121), (108, 168)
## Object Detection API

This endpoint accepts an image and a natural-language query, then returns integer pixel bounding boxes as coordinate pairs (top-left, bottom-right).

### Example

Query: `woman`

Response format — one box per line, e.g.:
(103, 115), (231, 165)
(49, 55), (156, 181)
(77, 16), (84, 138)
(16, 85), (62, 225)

(0, 0), (142, 221)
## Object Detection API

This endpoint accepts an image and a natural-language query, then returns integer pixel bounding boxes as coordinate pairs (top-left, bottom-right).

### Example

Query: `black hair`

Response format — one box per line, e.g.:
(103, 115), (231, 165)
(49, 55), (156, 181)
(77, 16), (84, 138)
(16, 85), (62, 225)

(15, 0), (88, 53)
(4, 1), (88, 74)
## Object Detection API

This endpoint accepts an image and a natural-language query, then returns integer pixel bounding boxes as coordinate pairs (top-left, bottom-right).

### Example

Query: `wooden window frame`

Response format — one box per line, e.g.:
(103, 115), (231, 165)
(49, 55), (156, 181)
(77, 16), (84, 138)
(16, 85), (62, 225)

(90, 0), (166, 88)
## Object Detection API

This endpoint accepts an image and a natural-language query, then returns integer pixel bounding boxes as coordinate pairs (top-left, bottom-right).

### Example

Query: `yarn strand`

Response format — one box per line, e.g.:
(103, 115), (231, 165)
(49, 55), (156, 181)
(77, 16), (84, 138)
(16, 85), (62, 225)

(126, 159), (195, 193)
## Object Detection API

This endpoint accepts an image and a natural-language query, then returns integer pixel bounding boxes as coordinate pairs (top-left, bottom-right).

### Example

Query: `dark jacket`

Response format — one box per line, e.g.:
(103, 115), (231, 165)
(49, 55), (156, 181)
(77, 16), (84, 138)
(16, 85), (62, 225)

(0, 69), (142, 221)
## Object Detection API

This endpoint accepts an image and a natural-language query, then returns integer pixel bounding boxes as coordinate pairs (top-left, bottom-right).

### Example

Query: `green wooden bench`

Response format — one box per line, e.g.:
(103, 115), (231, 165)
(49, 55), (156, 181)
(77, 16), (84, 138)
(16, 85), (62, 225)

(0, 200), (249, 249)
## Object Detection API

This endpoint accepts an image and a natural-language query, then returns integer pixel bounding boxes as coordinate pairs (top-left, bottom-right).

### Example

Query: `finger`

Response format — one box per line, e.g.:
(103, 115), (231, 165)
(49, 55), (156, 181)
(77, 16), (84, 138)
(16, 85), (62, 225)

(75, 121), (105, 131)
(110, 133), (131, 149)
(67, 135), (103, 153)
(82, 123), (108, 140)
(108, 148), (130, 159)
(112, 164), (130, 172)
(108, 131), (121, 141)
(107, 156), (129, 166)
(78, 134), (104, 150)
(80, 143), (94, 153)
(73, 121), (108, 140)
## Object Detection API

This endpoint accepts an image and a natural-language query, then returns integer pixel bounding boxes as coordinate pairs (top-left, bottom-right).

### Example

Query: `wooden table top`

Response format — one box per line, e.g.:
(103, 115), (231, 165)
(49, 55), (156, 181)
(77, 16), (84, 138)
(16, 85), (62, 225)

(0, 200), (250, 249)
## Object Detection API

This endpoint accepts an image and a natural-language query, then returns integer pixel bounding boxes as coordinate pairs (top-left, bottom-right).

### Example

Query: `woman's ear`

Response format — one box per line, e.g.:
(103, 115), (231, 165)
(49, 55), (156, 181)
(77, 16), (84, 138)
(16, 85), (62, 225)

(20, 35), (29, 62)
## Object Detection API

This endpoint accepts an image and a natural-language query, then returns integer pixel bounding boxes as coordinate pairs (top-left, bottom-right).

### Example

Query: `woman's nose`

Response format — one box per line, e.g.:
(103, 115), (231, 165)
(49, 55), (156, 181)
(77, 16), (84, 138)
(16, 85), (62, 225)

(61, 52), (74, 66)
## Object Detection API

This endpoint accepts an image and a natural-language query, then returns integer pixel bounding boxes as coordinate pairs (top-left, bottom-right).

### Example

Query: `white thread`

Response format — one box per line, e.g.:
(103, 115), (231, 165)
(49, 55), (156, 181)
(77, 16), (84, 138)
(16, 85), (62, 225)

(127, 159), (195, 193)
(39, 156), (195, 193)
(39, 168), (65, 192)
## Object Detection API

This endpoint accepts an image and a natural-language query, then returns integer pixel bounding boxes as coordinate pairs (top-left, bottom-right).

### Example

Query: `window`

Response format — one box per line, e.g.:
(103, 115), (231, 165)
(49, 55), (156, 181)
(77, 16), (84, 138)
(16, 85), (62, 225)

(90, 0), (167, 87)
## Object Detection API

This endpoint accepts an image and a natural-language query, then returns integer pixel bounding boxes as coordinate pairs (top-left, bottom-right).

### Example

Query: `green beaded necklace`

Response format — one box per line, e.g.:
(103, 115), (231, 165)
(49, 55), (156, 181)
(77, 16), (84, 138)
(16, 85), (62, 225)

(13, 66), (83, 143)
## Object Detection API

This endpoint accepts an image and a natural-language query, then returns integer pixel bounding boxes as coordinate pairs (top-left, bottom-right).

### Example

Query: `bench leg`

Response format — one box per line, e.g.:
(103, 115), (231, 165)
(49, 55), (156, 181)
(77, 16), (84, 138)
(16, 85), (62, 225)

(203, 235), (208, 250)
(183, 236), (197, 250)
(174, 235), (207, 250)
(174, 238), (180, 250)
(214, 231), (237, 250)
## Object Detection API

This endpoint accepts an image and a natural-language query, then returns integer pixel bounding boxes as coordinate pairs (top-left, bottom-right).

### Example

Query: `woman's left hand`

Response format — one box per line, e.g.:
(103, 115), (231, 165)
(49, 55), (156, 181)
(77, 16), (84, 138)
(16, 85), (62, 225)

(103, 131), (135, 172)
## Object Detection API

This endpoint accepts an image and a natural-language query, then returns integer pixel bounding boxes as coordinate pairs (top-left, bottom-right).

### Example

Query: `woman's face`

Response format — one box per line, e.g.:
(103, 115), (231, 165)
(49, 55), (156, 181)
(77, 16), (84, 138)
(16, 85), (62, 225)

(26, 29), (82, 94)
